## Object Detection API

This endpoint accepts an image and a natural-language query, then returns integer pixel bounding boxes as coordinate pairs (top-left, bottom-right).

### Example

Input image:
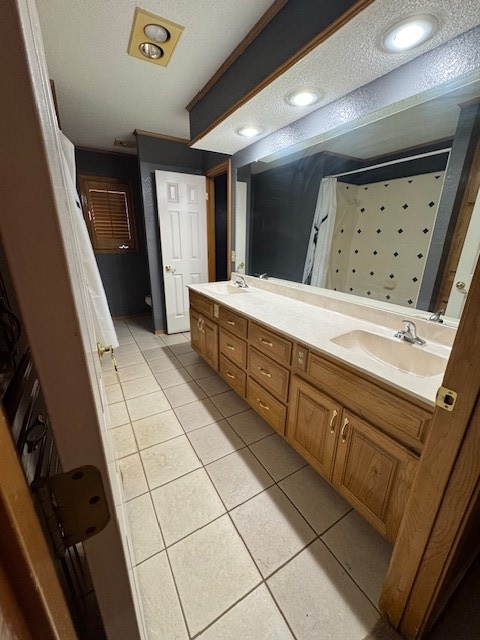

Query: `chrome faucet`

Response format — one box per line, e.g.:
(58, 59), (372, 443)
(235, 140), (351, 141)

(394, 320), (426, 346)
(428, 309), (445, 323)
(233, 275), (249, 288)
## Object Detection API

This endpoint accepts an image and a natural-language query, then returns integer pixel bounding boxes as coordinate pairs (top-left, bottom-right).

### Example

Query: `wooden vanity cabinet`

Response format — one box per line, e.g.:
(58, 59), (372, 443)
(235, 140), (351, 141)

(189, 307), (218, 371)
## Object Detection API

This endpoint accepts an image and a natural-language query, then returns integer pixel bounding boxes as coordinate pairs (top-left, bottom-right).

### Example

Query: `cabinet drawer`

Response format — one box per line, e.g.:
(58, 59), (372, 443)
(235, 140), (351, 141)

(189, 291), (215, 319)
(248, 347), (290, 402)
(219, 329), (247, 369)
(219, 307), (248, 339)
(219, 355), (246, 397)
(249, 322), (292, 366)
(247, 378), (287, 435)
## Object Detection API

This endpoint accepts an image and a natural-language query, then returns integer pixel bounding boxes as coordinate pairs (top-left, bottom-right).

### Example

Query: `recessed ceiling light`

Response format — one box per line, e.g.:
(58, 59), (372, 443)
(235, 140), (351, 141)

(237, 126), (262, 138)
(144, 23), (170, 43)
(139, 42), (163, 59)
(382, 15), (438, 53)
(286, 90), (321, 107)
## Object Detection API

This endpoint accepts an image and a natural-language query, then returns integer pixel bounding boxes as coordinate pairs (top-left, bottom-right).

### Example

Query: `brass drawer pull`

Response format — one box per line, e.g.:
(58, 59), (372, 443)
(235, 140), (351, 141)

(226, 344), (235, 351)
(256, 398), (270, 410)
(341, 417), (349, 443)
(329, 409), (338, 433)
(258, 367), (272, 378)
(227, 320), (236, 326)
(259, 338), (273, 347)
(226, 371), (235, 379)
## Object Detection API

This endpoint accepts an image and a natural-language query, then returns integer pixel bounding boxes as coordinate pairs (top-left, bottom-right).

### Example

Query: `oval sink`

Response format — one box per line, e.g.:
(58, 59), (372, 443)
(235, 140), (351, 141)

(205, 283), (249, 295)
(331, 330), (448, 377)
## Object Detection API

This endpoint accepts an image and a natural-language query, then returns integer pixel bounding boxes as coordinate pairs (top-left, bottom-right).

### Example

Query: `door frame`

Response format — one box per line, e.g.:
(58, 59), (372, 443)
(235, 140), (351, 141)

(0, 1), (141, 638)
(205, 160), (232, 281)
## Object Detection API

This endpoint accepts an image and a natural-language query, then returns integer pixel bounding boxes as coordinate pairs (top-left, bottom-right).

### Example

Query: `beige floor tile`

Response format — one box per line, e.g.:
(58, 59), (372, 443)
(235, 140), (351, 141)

(117, 362), (152, 383)
(111, 424), (137, 459)
(198, 584), (293, 640)
(155, 367), (193, 389)
(168, 515), (261, 636)
(126, 390), (170, 422)
(231, 486), (315, 577)
(164, 381), (207, 408)
(148, 354), (183, 373)
(174, 398), (223, 433)
(250, 434), (306, 481)
(114, 351), (145, 369)
(196, 375), (230, 397)
(118, 453), (148, 501)
(206, 448), (274, 510)
(182, 331), (191, 341)
(125, 494), (164, 564)
(151, 468), (225, 546)
(118, 334), (135, 345)
(267, 540), (380, 640)
(169, 342), (194, 355)
(141, 346), (172, 362)
(136, 552), (188, 640)
(132, 410), (183, 450)
(108, 401), (130, 428)
(114, 342), (141, 356)
(184, 363), (216, 380)
(188, 420), (244, 465)
(279, 466), (351, 534)
(210, 390), (250, 418)
(103, 369), (119, 386)
(177, 351), (204, 366)
(227, 409), (274, 445)
(141, 435), (201, 490)
(106, 383), (123, 405)
(161, 333), (189, 346)
(121, 375), (160, 400)
(322, 510), (392, 605)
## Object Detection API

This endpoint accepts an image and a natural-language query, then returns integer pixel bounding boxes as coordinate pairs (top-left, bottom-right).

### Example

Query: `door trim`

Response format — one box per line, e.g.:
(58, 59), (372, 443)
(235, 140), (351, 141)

(205, 160), (232, 281)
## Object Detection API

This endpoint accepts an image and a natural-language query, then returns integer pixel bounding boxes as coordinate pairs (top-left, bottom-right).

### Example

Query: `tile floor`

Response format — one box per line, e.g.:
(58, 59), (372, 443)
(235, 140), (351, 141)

(107, 316), (394, 640)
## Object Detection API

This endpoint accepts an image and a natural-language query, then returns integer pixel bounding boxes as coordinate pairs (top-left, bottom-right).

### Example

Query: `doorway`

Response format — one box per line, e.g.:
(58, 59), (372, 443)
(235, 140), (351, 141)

(206, 161), (231, 282)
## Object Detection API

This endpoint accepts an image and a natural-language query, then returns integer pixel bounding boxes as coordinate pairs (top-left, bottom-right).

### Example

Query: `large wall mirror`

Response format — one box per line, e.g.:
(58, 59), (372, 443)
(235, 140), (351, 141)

(234, 73), (480, 321)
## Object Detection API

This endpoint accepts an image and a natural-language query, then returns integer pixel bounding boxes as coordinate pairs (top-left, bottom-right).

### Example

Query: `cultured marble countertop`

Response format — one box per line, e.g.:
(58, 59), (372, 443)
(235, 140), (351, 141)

(189, 278), (454, 407)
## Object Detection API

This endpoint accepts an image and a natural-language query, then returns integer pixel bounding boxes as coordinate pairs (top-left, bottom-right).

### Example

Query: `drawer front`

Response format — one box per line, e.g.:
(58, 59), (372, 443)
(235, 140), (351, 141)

(248, 347), (290, 402)
(189, 291), (215, 319)
(219, 307), (248, 339)
(249, 322), (292, 366)
(219, 355), (246, 397)
(247, 378), (287, 435)
(219, 329), (247, 369)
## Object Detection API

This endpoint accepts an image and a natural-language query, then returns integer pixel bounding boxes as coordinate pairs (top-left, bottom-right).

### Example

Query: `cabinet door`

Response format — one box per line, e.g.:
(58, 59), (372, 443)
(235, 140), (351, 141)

(190, 308), (202, 354)
(202, 315), (219, 371)
(332, 411), (418, 542)
(287, 377), (340, 481)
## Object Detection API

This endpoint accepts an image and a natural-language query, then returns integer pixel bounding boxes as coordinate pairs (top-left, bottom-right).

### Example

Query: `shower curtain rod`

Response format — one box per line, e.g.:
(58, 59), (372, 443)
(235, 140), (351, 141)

(328, 147), (451, 180)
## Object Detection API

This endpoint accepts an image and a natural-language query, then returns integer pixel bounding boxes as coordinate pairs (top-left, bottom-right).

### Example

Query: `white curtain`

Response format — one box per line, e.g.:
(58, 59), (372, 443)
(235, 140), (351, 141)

(59, 132), (119, 349)
(302, 177), (338, 287)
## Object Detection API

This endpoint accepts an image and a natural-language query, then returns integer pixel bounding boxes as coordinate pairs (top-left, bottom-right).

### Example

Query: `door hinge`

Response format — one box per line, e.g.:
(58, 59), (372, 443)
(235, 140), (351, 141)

(31, 465), (110, 557)
(435, 386), (458, 412)
(205, 192), (209, 200)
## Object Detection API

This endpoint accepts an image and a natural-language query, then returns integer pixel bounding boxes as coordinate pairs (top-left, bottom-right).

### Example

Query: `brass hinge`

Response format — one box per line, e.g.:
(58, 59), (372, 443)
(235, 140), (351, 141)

(436, 386), (457, 412)
(31, 465), (110, 557)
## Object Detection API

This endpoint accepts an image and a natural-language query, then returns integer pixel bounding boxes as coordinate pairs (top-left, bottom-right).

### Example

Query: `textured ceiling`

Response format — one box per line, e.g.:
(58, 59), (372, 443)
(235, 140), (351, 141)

(193, 0), (480, 154)
(36, 0), (274, 152)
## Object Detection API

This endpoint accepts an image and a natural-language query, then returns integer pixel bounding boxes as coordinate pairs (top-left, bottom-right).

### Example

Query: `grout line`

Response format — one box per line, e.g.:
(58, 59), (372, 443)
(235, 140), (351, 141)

(318, 507), (354, 537)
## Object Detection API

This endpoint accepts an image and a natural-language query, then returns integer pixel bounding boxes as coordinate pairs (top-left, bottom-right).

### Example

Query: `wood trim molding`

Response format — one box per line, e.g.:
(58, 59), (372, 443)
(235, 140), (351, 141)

(186, 0), (290, 111)
(75, 145), (136, 158)
(227, 159), (232, 280)
(206, 177), (216, 281)
(189, 0), (375, 147)
(133, 129), (190, 144)
(205, 160), (230, 178)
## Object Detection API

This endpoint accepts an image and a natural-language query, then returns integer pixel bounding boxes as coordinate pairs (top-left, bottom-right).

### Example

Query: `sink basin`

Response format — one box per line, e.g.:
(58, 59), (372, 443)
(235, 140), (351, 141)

(330, 330), (447, 377)
(206, 283), (249, 295)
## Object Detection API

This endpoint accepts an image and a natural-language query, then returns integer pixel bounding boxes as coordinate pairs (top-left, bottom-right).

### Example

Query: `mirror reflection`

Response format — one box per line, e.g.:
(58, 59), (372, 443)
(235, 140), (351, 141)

(236, 79), (480, 319)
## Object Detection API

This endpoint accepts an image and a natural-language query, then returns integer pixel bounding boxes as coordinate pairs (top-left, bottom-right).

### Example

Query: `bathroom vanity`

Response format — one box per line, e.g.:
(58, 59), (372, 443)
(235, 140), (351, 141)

(189, 277), (454, 543)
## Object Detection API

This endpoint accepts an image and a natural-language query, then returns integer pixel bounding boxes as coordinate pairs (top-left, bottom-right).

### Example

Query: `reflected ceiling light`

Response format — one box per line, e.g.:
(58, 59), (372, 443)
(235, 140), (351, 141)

(382, 15), (438, 52)
(139, 42), (163, 59)
(286, 89), (321, 107)
(144, 23), (170, 43)
(237, 126), (262, 138)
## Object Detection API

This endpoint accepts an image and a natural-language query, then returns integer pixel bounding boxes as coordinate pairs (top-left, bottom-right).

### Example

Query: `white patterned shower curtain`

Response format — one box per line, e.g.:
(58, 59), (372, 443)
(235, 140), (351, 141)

(302, 177), (338, 287)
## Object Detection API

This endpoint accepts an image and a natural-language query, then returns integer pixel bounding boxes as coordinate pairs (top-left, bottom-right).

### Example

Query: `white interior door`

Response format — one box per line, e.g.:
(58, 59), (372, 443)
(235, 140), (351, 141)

(155, 170), (208, 333)
(235, 181), (247, 273)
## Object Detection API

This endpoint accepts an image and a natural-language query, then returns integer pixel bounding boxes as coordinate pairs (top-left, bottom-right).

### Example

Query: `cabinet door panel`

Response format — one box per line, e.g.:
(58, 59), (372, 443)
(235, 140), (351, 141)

(202, 316), (218, 371)
(333, 411), (417, 542)
(287, 377), (340, 481)
(190, 308), (202, 354)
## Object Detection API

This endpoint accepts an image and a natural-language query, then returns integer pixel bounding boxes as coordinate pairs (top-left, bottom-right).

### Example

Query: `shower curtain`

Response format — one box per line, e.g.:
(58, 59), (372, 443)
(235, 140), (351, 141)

(302, 177), (338, 287)
(59, 132), (118, 349)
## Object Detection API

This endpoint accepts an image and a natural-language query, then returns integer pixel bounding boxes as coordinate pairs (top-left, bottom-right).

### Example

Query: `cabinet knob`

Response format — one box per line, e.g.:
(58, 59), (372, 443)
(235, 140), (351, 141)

(259, 338), (273, 347)
(256, 398), (270, 411)
(258, 367), (272, 378)
(329, 410), (338, 433)
(340, 417), (349, 443)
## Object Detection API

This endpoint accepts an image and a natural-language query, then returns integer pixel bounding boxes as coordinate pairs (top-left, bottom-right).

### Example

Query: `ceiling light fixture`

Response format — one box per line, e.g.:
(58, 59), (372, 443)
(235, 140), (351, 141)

(139, 42), (163, 59)
(237, 126), (262, 138)
(382, 15), (438, 53)
(286, 90), (321, 107)
(144, 23), (170, 43)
